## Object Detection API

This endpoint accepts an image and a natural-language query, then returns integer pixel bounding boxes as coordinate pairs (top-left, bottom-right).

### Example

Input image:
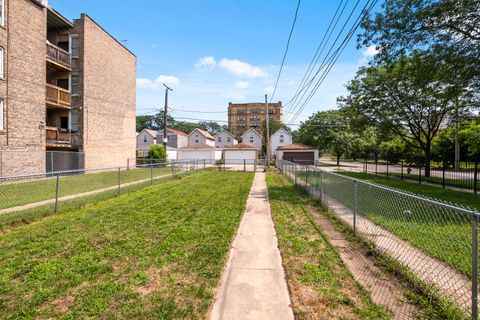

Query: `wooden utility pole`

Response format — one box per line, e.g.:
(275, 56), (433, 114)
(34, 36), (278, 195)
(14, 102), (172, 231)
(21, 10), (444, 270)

(265, 94), (270, 166)
(163, 84), (172, 149)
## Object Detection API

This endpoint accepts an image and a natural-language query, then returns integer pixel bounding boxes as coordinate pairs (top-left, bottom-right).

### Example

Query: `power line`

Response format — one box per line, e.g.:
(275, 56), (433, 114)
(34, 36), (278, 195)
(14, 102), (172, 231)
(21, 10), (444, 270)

(287, 0), (378, 125)
(270, 0), (302, 103)
(285, 0), (362, 123)
(283, 0), (349, 118)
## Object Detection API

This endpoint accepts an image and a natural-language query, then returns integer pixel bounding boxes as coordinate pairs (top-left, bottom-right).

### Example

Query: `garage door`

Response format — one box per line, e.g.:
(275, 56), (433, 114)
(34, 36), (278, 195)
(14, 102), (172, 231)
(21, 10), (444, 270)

(224, 150), (256, 164)
(177, 150), (213, 161)
(283, 152), (314, 165)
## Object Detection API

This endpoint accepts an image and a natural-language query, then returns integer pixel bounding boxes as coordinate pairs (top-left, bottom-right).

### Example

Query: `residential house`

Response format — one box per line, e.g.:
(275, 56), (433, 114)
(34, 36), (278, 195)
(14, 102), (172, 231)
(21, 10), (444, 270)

(136, 129), (157, 157)
(241, 128), (262, 153)
(177, 128), (221, 161)
(156, 128), (188, 149)
(0, 0), (136, 176)
(276, 144), (319, 165)
(228, 102), (283, 137)
(214, 130), (237, 148)
(270, 128), (293, 158)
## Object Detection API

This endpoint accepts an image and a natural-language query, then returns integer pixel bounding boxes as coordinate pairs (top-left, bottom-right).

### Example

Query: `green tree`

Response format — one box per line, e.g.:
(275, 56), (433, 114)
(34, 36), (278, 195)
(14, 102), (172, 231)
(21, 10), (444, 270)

(147, 144), (167, 162)
(460, 121), (480, 156)
(344, 53), (477, 176)
(136, 115), (156, 132)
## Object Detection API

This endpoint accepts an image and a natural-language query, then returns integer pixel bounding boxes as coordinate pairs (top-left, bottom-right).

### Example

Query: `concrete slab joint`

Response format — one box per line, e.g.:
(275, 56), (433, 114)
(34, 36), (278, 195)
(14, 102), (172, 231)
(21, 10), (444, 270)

(210, 172), (294, 320)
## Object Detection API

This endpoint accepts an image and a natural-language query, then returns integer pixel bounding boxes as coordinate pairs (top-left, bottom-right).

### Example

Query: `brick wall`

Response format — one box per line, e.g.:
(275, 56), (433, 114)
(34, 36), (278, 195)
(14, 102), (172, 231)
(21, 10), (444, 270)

(77, 14), (136, 169)
(0, 0), (46, 176)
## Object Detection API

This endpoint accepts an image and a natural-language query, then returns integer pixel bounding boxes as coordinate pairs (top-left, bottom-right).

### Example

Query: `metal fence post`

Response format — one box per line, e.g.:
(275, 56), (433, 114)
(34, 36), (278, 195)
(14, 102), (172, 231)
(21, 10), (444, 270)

(295, 165), (297, 185)
(474, 155), (478, 195)
(472, 211), (478, 320)
(244, 159), (246, 172)
(419, 165), (422, 184)
(442, 159), (446, 189)
(117, 168), (121, 195)
(320, 170), (324, 205)
(386, 161), (389, 179)
(150, 164), (153, 185)
(401, 159), (404, 181)
(55, 173), (60, 213)
(353, 180), (357, 235)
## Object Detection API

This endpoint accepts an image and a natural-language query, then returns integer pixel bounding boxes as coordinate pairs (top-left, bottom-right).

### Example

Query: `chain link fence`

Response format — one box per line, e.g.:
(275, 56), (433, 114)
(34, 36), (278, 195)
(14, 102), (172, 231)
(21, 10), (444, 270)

(0, 160), (206, 230)
(277, 159), (479, 319)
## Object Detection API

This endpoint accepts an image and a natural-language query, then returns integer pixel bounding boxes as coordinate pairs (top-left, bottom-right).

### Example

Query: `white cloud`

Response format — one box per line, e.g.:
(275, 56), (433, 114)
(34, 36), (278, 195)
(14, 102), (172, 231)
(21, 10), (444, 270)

(195, 56), (217, 68)
(137, 75), (180, 90)
(359, 45), (379, 65)
(363, 45), (379, 58)
(234, 81), (249, 89)
(264, 86), (274, 94)
(219, 59), (268, 78)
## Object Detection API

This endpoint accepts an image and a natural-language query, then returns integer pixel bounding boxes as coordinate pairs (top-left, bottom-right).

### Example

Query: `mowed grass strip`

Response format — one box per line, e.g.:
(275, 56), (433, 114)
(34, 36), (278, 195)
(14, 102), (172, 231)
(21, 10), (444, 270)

(266, 172), (389, 319)
(0, 166), (172, 210)
(0, 171), (253, 319)
(298, 169), (474, 277)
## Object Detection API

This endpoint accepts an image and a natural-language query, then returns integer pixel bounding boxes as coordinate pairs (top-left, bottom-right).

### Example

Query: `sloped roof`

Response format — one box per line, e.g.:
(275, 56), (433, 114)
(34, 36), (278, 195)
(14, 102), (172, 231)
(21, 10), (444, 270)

(241, 128), (262, 138)
(190, 128), (215, 140)
(214, 130), (236, 139)
(140, 129), (157, 137)
(167, 128), (188, 137)
(223, 143), (258, 150)
(272, 127), (292, 137)
(277, 143), (317, 151)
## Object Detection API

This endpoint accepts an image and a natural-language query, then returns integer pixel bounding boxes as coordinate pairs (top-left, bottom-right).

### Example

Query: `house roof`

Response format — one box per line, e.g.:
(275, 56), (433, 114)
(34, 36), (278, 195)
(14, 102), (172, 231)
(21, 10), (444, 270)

(241, 128), (262, 138)
(140, 129), (157, 137)
(272, 127), (292, 137)
(190, 128), (215, 140)
(223, 143), (258, 150)
(277, 143), (317, 151)
(178, 144), (218, 151)
(166, 128), (188, 137)
(214, 130), (236, 139)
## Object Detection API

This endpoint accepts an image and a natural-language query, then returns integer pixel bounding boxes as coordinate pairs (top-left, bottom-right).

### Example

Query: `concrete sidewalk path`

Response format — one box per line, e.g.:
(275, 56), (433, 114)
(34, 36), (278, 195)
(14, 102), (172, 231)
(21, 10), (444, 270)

(210, 172), (294, 320)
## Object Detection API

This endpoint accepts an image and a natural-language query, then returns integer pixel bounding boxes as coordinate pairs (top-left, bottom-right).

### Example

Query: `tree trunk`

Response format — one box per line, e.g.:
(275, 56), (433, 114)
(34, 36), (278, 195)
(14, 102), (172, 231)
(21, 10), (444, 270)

(337, 155), (340, 166)
(424, 147), (431, 177)
(353, 152), (357, 161)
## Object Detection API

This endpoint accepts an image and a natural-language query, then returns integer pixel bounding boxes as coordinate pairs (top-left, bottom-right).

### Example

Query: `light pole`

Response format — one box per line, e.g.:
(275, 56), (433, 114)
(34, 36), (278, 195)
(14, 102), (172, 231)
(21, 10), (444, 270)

(163, 84), (172, 149)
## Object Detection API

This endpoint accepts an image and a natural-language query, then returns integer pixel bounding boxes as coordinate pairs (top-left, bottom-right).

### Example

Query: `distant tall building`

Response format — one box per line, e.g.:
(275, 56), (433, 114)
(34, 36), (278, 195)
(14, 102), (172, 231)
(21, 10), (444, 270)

(228, 102), (283, 138)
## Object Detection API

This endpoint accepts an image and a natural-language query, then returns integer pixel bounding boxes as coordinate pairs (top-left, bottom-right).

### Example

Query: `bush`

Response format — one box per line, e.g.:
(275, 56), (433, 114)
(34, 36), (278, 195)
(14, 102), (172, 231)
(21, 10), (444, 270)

(147, 144), (167, 162)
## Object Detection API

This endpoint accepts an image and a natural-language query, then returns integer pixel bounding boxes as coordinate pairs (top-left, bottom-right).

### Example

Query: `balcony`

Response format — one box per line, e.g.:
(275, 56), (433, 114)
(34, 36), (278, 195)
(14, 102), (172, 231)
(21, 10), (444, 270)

(46, 42), (72, 71)
(46, 127), (71, 148)
(46, 84), (71, 109)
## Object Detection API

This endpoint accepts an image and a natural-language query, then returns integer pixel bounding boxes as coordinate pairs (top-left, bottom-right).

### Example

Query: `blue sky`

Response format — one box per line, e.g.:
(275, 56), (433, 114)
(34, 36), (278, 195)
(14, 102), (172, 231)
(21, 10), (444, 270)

(49, 0), (378, 128)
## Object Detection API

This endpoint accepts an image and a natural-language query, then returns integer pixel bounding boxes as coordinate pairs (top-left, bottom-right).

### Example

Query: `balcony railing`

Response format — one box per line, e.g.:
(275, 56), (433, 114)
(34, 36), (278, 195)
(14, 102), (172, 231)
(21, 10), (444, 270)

(46, 42), (72, 69)
(46, 127), (71, 147)
(46, 84), (71, 108)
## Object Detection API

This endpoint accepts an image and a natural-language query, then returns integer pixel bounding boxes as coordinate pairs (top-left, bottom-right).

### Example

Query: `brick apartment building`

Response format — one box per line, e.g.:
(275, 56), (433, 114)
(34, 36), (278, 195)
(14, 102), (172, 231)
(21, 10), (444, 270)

(227, 102), (283, 138)
(0, 0), (136, 176)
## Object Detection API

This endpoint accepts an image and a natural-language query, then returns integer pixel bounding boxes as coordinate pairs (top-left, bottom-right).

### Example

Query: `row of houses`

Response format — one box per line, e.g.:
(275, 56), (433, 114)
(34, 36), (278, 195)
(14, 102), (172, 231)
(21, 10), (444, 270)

(137, 127), (319, 164)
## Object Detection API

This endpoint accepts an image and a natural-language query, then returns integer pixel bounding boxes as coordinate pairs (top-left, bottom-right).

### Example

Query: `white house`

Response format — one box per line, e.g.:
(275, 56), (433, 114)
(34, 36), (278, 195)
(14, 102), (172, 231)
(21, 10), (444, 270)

(270, 128), (292, 158)
(214, 130), (238, 148)
(136, 129), (157, 157)
(277, 143), (319, 165)
(177, 128), (222, 161)
(241, 128), (262, 152)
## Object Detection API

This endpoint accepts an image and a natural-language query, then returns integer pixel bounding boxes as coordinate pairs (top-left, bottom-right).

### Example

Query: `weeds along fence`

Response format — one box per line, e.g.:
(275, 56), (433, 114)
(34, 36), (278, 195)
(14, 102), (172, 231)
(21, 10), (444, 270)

(276, 159), (480, 319)
(0, 160), (208, 229)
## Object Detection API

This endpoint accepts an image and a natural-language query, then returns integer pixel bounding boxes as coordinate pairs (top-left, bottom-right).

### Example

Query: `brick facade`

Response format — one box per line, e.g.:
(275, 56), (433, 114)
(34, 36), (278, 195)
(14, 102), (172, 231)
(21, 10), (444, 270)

(228, 102), (283, 138)
(0, 1), (136, 176)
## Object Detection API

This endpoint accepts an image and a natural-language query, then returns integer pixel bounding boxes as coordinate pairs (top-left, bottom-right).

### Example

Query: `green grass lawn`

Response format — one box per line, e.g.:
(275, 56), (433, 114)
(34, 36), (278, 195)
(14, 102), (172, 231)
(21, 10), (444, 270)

(266, 172), (389, 319)
(0, 171), (253, 319)
(0, 166), (172, 210)
(295, 169), (475, 278)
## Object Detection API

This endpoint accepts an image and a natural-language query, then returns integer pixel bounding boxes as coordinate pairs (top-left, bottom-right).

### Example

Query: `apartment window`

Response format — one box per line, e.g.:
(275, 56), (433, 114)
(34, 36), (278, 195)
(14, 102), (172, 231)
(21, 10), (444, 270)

(0, 47), (4, 79)
(0, 99), (3, 131)
(0, 0), (4, 27)
(167, 135), (171, 142)
(143, 135), (147, 143)
(70, 35), (80, 58)
(280, 135), (284, 143)
(227, 137), (231, 143)
(195, 134), (199, 143)
(249, 136), (254, 144)
(218, 136), (222, 143)
(71, 74), (79, 95)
